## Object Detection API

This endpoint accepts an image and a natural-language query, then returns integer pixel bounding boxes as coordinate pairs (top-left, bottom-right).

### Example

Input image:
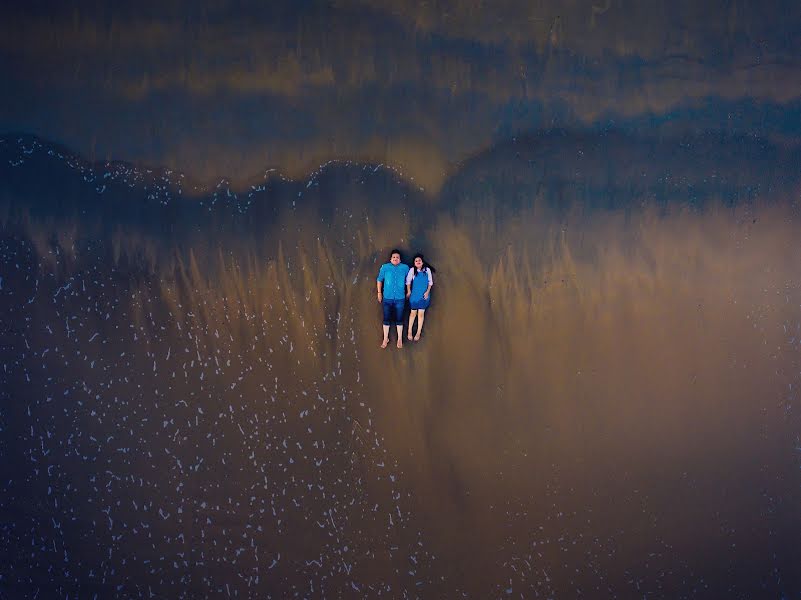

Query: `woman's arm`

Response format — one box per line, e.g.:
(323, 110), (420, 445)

(423, 268), (433, 299)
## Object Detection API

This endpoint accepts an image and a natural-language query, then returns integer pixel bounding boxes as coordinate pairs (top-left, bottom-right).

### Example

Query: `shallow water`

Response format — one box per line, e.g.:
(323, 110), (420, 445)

(2, 134), (801, 597)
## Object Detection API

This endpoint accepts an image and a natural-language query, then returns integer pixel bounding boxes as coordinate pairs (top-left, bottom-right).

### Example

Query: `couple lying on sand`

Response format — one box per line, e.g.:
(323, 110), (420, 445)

(376, 249), (435, 348)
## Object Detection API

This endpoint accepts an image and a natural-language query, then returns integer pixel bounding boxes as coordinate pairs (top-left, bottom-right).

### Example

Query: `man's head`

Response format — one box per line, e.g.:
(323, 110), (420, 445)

(389, 249), (402, 265)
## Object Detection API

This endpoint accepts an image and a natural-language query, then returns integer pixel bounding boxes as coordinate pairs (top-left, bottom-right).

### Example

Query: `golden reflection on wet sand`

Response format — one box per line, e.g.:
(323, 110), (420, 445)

(4, 178), (801, 594)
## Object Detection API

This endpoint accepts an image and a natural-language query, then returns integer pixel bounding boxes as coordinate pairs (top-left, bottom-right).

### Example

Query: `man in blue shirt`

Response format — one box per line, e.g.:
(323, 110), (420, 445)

(376, 249), (409, 348)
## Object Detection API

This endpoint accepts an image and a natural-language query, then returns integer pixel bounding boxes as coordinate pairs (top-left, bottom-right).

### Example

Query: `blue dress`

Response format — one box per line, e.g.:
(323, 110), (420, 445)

(409, 269), (431, 310)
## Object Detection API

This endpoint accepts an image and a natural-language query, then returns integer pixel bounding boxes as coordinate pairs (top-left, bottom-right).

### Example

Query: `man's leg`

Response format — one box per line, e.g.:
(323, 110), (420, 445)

(394, 300), (404, 348)
(381, 301), (391, 348)
(407, 309), (417, 340)
(414, 309), (425, 340)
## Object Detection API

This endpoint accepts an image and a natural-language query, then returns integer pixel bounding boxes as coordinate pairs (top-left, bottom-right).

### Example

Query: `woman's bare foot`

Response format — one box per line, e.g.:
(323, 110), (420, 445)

(414, 333), (421, 341)
(407, 332), (413, 341)
(396, 339), (403, 349)
(380, 338), (389, 348)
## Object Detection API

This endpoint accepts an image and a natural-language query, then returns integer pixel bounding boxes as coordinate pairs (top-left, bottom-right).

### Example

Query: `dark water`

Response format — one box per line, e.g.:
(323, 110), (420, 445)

(2, 133), (801, 598)
(3, 0), (801, 189)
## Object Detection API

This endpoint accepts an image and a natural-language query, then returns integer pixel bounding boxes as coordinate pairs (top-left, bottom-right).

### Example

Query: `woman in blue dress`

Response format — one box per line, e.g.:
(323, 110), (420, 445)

(405, 254), (435, 341)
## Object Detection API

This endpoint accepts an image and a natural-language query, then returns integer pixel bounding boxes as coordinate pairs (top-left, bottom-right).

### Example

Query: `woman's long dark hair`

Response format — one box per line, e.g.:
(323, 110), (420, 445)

(412, 253), (436, 274)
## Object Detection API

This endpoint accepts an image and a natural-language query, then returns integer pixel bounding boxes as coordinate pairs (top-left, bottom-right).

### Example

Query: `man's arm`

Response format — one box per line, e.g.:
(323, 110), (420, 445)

(376, 265), (384, 302)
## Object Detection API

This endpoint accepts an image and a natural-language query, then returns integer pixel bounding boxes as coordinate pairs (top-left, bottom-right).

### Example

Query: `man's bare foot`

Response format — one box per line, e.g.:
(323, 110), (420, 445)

(414, 333), (421, 341)
(396, 339), (403, 349)
(380, 338), (389, 348)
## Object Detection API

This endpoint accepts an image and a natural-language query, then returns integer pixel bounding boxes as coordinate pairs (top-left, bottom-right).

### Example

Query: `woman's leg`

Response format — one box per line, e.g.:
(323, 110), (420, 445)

(414, 309), (425, 340)
(408, 309), (417, 340)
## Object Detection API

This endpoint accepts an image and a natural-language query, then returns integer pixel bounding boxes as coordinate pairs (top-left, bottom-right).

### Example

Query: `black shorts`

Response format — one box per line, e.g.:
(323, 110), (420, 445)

(382, 298), (405, 326)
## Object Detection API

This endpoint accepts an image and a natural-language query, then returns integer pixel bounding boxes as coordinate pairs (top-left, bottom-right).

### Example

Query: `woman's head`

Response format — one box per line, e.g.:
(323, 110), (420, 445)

(413, 253), (435, 273)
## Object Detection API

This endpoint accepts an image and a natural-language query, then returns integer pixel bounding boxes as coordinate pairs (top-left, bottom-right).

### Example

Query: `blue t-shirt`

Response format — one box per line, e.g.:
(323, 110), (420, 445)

(377, 262), (409, 300)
